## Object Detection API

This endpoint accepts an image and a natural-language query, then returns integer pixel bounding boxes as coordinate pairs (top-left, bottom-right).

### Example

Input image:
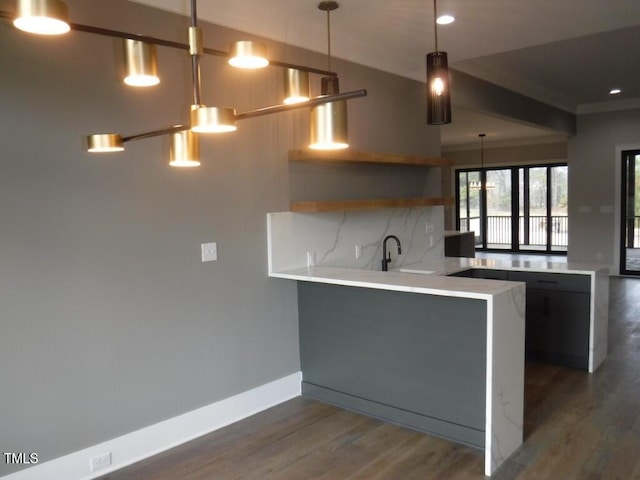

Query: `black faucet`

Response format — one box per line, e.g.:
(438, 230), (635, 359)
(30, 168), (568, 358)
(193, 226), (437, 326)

(381, 235), (402, 271)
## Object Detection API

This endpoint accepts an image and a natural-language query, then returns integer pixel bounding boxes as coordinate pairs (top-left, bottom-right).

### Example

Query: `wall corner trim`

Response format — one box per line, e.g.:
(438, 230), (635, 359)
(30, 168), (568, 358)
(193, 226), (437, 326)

(1, 372), (302, 480)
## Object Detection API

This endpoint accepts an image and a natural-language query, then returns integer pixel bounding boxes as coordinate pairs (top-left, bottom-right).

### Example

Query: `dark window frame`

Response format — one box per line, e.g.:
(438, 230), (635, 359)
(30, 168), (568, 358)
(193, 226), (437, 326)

(455, 162), (568, 255)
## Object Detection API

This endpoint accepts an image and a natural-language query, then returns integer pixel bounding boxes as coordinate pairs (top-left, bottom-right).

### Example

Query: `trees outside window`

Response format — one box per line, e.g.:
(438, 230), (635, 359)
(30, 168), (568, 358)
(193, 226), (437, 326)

(456, 164), (568, 253)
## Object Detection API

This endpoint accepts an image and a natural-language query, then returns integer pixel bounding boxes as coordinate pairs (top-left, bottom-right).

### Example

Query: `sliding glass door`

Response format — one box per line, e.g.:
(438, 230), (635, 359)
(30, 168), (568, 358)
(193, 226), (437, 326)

(456, 164), (568, 253)
(620, 150), (640, 275)
(458, 171), (482, 247)
(518, 166), (568, 251)
(485, 169), (513, 249)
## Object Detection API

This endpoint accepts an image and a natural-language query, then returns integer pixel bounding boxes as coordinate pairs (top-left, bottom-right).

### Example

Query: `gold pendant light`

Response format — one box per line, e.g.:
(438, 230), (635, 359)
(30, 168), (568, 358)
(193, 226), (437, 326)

(187, 23), (237, 134)
(87, 134), (124, 153)
(169, 130), (200, 167)
(190, 105), (237, 134)
(228, 40), (269, 69)
(309, 1), (349, 151)
(283, 68), (310, 104)
(309, 100), (348, 149)
(123, 39), (160, 87)
(4, 0), (369, 165)
(13, 0), (70, 35)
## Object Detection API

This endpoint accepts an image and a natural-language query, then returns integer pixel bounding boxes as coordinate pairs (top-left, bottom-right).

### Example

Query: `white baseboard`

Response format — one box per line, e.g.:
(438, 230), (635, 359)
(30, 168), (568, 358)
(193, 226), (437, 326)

(1, 372), (302, 480)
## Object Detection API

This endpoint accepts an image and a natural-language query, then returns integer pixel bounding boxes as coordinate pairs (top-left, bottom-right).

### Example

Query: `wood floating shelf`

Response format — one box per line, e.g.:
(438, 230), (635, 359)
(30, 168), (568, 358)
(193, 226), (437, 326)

(290, 197), (454, 213)
(288, 148), (452, 167)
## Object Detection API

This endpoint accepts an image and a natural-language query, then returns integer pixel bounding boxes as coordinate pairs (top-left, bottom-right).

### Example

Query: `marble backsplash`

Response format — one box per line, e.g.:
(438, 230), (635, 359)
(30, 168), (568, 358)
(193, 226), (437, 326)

(267, 206), (445, 273)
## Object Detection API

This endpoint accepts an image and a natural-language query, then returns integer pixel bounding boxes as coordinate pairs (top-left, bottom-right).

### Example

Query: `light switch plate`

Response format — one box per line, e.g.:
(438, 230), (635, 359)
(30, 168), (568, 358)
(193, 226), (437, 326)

(201, 242), (217, 262)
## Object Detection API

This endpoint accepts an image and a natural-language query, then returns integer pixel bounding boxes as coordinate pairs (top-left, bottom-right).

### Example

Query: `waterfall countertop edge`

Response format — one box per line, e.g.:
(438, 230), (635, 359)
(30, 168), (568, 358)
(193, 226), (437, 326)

(268, 257), (607, 300)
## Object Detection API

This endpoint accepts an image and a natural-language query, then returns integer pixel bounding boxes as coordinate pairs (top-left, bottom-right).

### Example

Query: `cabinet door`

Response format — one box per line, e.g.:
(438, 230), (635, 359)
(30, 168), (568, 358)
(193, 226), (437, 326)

(524, 288), (550, 359)
(471, 269), (509, 280)
(526, 288), (590, 369)
(507, 271), (591, 293)
(448, 269), (472, 277)
(547, 290), (590, 368)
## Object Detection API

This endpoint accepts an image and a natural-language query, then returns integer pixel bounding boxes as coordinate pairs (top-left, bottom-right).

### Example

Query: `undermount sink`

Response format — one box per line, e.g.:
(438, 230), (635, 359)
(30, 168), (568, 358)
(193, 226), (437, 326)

(397, 268), (436, 275)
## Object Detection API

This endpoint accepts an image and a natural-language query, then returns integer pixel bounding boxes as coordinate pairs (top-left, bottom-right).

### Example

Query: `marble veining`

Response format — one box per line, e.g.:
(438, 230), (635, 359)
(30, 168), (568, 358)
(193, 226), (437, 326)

(590, 268), (610, 371)
(267, 207), (444, 273)
(486, 287), (526, 475)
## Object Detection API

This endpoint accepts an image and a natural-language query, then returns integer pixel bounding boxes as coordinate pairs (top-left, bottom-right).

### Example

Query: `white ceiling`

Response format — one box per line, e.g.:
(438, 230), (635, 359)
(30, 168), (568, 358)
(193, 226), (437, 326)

(131, 0), (640, 147)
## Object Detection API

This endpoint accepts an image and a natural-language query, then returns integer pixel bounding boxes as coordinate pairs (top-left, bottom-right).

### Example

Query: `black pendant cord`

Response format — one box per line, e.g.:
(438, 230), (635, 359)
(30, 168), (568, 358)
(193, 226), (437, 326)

(190, 0), (203, 106)
(326, 8), (332, 72)
(317, 1), (340, 94)
(433, 0), (438, 52)
(191, 0), (198, 25)
(480, 135), (484, 187)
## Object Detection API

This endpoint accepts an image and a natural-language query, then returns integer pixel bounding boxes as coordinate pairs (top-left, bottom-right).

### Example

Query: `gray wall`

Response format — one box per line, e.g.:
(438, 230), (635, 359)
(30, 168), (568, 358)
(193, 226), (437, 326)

(0, 0), (439, 475)
(567, 108), (640, 270)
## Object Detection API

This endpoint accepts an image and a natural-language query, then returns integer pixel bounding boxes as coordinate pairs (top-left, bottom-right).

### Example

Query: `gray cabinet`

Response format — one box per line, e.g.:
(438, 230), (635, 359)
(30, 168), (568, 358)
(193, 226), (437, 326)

(297, 282), (488, 448)
(507, 271), (590, 370)
(444, 231), (475, 258)
(472, 269), (509, 280)
(449, 269), (472, 277)
(448, 268), (508, 280)
(448, 269), (592, 369)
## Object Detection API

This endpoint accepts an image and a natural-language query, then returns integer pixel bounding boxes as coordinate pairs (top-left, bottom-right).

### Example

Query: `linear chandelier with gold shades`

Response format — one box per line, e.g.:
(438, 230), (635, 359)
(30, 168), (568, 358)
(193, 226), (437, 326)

(1, 0), (368, 167)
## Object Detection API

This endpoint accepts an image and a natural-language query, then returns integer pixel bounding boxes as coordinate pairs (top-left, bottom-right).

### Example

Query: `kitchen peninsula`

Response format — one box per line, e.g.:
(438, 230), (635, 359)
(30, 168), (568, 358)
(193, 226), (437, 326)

(266, 207), (608, 477)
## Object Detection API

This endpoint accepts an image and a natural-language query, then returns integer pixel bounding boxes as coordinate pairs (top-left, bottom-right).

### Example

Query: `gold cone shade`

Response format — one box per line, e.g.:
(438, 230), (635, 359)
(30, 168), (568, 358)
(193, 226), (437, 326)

(87, 134), (124, 152)
(123, 39), (160, 87)
(283, 69), (310, 104)
(228, 41), (269, 69)
(14, 0), (70, 35)
(169, 130), (200, 167)
(190, 106), (237, 133)
(309, 100), (348, 150)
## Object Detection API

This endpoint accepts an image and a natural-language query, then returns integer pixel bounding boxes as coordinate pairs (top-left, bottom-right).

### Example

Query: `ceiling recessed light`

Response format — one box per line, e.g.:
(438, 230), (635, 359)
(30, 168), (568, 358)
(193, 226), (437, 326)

(609, 88), (622, 95)
(436, 14), (455, 25)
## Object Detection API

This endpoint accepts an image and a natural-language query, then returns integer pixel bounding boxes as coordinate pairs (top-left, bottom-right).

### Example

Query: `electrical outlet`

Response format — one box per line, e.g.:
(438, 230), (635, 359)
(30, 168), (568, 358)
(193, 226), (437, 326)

(90, 452), (111, 472)
(201, 242), (217, 262)
(306, 251), (315, 267)
(355, 245), (362, 260)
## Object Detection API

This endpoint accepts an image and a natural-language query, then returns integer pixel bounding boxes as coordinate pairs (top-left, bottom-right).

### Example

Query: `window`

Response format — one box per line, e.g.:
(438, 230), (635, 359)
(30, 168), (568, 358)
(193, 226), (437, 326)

(456, 164), (568, 253)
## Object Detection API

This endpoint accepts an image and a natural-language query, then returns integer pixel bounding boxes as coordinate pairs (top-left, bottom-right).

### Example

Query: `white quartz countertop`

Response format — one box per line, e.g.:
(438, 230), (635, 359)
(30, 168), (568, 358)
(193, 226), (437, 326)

(270, 265), (523, 300)
(269, 257), (607, 300)
(412, 257), (609, 276)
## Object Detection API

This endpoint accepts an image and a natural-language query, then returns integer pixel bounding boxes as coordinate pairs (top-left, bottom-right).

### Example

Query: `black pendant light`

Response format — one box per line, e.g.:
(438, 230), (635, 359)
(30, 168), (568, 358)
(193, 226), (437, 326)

(426, 0), (452, 125)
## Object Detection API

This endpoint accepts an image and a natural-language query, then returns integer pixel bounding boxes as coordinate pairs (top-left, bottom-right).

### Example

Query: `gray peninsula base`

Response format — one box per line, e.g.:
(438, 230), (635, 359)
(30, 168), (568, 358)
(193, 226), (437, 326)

(298, 282), (487, 449)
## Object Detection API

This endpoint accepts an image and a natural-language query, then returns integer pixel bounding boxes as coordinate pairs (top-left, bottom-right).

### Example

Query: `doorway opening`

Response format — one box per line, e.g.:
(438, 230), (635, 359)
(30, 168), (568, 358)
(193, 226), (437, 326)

(620, 150), (640, 276)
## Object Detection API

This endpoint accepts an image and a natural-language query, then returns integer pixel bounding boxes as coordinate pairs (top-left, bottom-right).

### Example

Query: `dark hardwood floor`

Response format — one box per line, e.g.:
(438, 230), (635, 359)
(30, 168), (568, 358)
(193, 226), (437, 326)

(98, 277), (640, 480)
